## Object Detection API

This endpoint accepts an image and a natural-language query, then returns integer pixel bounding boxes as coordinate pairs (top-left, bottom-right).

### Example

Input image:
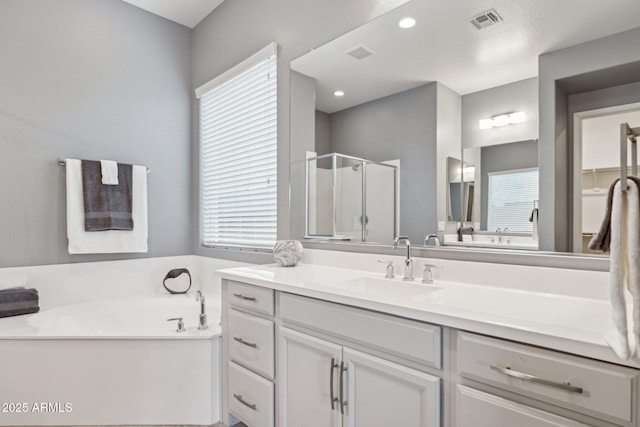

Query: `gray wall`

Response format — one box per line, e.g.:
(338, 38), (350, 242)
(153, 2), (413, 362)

(569, 82), (640, 116)
(462, 77), (538, 149)
(328, 84), (438, 243)
(0, 0), (192, 267)
(436, 82), (463, 234)
(480, 140), (539, 229)
(539, 26), (640, 252)
(289, 70), (316, 242)
(315, 111), (331, 156)
(191, 0), (409, 261)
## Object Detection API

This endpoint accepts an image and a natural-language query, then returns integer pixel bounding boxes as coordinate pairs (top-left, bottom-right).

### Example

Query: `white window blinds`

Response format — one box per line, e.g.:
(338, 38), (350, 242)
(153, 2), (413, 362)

(487, 168), (539, 233)
(197, 44), (277, 248)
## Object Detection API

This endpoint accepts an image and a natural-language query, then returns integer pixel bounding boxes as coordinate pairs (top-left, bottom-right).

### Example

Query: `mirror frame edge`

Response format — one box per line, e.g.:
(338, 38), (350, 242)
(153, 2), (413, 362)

(301, 241), (608, 271)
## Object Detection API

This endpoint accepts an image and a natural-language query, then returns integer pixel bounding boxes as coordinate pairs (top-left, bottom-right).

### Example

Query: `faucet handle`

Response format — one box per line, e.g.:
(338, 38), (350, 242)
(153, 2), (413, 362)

(167, 317), (185, 332)
(377, 260), (395, 279)
(422, 264), (443, 284)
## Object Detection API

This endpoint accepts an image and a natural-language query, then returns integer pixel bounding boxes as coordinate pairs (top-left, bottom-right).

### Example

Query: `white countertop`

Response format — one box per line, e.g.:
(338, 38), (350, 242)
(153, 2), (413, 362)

(218, 263), (640, 369)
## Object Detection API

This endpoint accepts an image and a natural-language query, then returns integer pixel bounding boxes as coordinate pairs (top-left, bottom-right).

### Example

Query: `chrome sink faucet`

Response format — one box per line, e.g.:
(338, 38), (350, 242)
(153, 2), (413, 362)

(195, 290), (208, 330)
(424, 234), (441, 247)
(393, 236), (414, 281)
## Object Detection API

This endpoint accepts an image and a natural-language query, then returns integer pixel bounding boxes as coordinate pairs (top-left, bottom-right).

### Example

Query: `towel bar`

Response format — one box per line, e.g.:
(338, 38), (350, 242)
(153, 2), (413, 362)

(57, 158), (150, 173)
(620, 123), (640, 191)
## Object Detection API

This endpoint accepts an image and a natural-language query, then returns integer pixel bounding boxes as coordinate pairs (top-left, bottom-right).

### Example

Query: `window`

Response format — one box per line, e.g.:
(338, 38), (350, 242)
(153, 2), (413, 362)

(196, 43), (277, 248)
(487, 168), (539, 232)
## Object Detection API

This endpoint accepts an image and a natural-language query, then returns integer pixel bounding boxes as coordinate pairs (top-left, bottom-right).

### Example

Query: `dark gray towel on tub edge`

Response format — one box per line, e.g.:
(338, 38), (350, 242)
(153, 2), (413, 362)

(81, 160), (134, 231)
(0, 288), (39, 318)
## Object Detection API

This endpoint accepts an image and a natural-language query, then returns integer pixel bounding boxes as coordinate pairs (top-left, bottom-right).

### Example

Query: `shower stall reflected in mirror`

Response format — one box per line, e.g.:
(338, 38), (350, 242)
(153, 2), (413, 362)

(305, 152), (399, 243)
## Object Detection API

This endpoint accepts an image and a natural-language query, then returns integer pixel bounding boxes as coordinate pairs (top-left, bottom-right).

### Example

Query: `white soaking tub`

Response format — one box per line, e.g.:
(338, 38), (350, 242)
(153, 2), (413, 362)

(0, 293), (221, 426)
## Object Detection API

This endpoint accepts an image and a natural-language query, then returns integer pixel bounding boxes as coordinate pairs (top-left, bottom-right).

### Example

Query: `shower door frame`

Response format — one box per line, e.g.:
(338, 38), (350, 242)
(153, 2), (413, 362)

(305, 152), (398, 242)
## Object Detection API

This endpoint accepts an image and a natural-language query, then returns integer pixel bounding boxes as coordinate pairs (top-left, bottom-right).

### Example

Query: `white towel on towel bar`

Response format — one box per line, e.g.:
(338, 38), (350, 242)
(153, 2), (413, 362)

(605, 179), (640, 359)
(100, 159), (119, 185)
(65, 158), (148, 254)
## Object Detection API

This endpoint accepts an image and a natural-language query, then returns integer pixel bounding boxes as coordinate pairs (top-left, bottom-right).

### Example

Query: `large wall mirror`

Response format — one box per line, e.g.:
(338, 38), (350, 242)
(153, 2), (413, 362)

(289, 0), (640, 255)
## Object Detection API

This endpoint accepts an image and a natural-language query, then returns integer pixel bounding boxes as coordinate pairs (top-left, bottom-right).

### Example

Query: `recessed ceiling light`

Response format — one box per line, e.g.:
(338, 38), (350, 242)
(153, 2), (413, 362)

(334, 90), (345, 97)
(398, 17), (416, 29)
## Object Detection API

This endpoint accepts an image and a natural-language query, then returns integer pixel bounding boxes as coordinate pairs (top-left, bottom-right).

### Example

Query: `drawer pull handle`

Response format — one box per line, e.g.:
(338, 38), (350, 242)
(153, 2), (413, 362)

(330, 358), (339, 410)
(490, 364), (583, 394)
(233, 393), (257, 411)
(233, 336), (258, 348)
(339, 361), (347, 414)
(233, 293), (257, 302)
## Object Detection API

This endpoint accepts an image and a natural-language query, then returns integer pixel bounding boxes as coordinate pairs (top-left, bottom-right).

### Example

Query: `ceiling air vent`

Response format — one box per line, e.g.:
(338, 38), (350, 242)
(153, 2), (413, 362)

(469, 9), (503, 30)
(344, 45), (376, 60)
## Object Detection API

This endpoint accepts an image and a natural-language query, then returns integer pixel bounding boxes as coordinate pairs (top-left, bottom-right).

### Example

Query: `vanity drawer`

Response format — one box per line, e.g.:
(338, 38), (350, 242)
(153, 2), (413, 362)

(457, 332), (637, 423)
(228, 361), (274, 427)
(456, 385), (589, 427)
(228, 281), (274, 316)
(280, 292), (442, 369)
(228, 309), (275, 379)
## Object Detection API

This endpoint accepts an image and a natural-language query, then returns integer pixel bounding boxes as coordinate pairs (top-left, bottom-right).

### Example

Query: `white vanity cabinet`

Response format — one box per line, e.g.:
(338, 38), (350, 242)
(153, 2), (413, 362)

(223, 281), (276, 427)
(452, 331), (640, 427)
(278, 293), (442, 427)
(455, 385), (590, 427)
(220, 276), (640, 427)
(279, 328), (342, 427)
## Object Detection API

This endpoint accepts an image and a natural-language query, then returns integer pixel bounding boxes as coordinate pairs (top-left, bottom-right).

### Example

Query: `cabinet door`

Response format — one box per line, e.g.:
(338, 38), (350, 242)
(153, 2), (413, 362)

(343, 347), (441, 427)
(456, 385), (589, 427)
(279, 327), (342, 427)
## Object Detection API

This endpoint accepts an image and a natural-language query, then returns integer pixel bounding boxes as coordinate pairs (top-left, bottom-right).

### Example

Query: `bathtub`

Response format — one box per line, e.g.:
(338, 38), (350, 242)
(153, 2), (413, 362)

(0, 293), (221, 426)
(26, 294), (221, 336)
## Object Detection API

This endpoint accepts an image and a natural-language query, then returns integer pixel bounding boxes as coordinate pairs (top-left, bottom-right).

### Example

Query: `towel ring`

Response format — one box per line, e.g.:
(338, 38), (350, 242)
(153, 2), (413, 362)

(162, 268), (192, 295)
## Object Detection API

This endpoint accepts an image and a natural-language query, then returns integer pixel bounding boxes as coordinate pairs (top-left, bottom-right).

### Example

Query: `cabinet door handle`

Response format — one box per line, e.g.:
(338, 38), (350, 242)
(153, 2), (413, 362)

(232, 293), (257, 302)
(233, 393), (257, 410)
(339, 361), (347, 414)
(490, 364), (583, 394)
(330, 358), (339, 410)
(233, 336), (258, 348)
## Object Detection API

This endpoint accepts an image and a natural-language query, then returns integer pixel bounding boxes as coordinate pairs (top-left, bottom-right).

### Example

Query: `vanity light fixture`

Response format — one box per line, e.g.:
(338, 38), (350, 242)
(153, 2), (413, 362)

(479, 111), (525, 129)
(398, 17), (416, 29)
(334, 90), (345, 97)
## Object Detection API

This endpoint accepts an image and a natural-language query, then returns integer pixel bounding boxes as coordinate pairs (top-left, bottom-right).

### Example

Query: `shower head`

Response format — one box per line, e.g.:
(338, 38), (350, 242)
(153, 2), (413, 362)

(352, 163), (361, 171)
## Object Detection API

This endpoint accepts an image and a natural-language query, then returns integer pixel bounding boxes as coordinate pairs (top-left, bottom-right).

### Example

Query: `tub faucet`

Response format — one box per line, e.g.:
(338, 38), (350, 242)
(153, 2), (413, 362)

(195, 290), (208, 330)
(393, 236), (414, 281)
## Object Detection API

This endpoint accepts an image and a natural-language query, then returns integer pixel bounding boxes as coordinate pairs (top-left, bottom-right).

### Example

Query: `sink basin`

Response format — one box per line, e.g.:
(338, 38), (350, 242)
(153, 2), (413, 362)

(330, 276), (442, 302)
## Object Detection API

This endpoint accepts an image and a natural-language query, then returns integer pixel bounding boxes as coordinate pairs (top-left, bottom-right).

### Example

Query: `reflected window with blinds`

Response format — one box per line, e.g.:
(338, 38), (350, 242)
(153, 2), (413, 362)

(487, 168), (539, 233)
(196, 43), (278, 248)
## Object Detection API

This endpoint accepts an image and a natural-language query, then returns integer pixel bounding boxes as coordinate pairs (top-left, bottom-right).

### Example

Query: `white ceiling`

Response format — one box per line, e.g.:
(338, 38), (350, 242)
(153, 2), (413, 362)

(121, 0), (223, 28)
(291, 0), (640, 113)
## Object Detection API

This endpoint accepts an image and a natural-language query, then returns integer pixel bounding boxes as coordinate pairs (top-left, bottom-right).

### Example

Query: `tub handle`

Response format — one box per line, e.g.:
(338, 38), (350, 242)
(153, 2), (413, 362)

(167, 317), (185, 332)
